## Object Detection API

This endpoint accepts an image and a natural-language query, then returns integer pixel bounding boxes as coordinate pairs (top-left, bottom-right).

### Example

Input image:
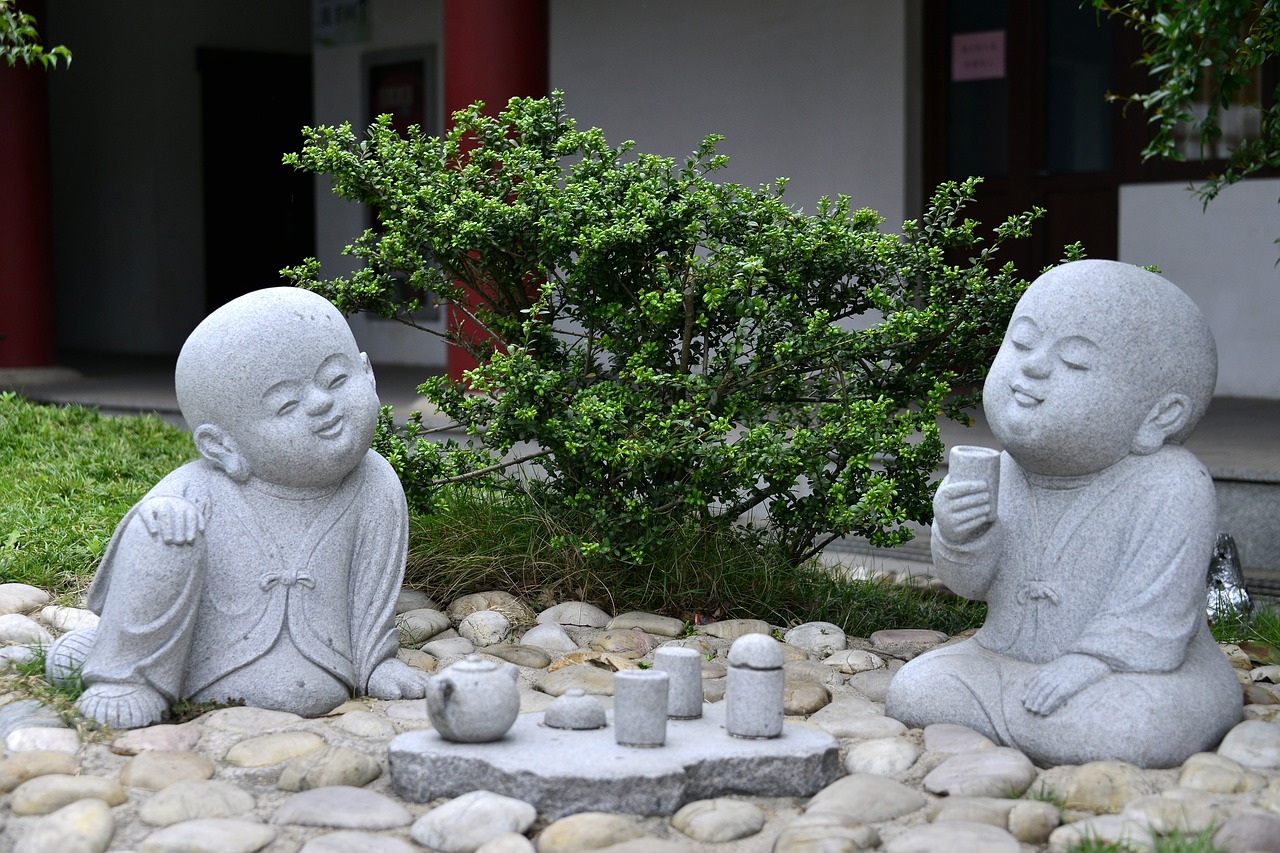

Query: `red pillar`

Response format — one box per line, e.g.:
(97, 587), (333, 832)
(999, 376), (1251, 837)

(0, 0), (55, 368)
(443, 0), (548, 381)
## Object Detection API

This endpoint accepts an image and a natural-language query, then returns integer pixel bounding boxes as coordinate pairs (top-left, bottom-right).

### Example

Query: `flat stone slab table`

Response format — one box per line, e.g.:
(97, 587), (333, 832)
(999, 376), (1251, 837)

(389, 702), (840, 818)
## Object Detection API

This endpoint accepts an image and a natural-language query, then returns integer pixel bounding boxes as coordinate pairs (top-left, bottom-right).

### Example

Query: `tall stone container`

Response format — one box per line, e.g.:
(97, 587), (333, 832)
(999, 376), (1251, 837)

(726, 634), (784, 739)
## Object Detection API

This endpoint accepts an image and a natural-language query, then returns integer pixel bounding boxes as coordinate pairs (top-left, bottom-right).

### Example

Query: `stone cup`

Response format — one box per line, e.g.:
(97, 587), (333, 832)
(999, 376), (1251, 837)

(613, 670), (669, 748)
(653, 646), (703, 720)
(948, 444), (1001, 520)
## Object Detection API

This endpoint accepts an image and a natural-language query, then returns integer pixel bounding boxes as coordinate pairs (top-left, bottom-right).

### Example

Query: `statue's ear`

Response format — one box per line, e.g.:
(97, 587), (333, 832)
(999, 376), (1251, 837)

(1132, 393), (1190, 455)
(360, 351), (377, 394)
(194, 424), (249, 482)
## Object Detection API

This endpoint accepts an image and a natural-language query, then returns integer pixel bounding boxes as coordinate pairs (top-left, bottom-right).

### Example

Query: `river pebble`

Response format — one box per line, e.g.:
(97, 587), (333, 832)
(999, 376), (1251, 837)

(14, 797), (114, 853)
(410, 790), (537, 852)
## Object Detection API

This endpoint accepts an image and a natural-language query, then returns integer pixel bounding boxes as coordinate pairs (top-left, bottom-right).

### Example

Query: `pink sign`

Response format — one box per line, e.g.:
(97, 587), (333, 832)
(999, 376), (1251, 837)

(952, 30), (1006, 82)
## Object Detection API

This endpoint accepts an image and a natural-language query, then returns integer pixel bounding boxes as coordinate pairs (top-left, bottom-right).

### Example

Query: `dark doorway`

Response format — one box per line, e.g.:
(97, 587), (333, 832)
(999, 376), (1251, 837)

(198, 48), (315, 315)
(924, 1), (1127, 275)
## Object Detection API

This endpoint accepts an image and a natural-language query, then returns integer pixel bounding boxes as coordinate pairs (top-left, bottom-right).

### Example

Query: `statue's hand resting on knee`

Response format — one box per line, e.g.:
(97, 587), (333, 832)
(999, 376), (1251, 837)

(1022, 653), (1109, 716)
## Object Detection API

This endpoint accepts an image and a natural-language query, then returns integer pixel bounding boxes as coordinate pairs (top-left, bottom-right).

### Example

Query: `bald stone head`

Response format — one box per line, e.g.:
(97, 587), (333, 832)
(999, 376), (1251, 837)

(176, 288), (380, 488)
(983, 260), (1216, 477)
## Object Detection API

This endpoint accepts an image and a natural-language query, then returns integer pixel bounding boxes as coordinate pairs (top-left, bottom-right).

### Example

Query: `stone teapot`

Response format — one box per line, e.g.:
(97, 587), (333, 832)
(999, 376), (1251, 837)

(426, 656), (520, 743)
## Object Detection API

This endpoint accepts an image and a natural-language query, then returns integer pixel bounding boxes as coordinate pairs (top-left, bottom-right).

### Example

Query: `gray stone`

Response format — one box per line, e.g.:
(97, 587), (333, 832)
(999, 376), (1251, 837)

(389, 702), (838, 818)
(5, 725), (80, 755)
(822, 649), (887, 674)
(671, 798), (765, 842)
(697, 619), (771, 641)
(384, 699), (430, 720)
(272, 785), (413, 829)
(804, 773), (926, 823)
(111, 723), (201, 755)
(654, 646), (703, 719)
(140, 779), (256, 826)
(848, 669), (895, 702)
(884, 821), (1020, 853)
(1047, 815), (1154, 852)
(423, 636), (477, 658)
(14, 797), (114, 853)
(1179, 751), (1259, 792)
(1213, 812), (1280, 853)
(536, 663), (615, 696)
(474, 834), (536, 853)
(543, 689), (607, 730)
(36, 604), (99, 633)
(120, 749), (216, 790)
(869, 628), (946, 657)
(772, 814), (880, 852)
(396, 587), (437, 614)
(843, 737), (920, 776)
(398, 608), (451, 645)
(9, 774), (128, 815)
(484, 643), (553, 669)
(0, 750), (80, 794)
(67, 288), (425, 729)
(426, 656), (521, 743)
(922, 747), (1036, 797)
(224, 731), (326, 767)
(0, 643), (37, 667)
(410, 790), (537, 853)
(1064, 760), (1161, 814)
(449, 591), (537, 626)
(518, 621), (579, 656)
(608, 611), (685, 637)
(534, 812), (645, 853)
(332, 709), (397, 739)
(302, 832), (419, 853)
(1007, 800), (1061, 844)
(726, 634), (785, 739)
(923, 723), (995, 753)
(0, 699), (65, 738)
(592, 838), (693, 853)
(459, 610), (513, 646)
(536, 601), (611, 628)
(884, 261), (1242, 769)
(0, 613), (53, 646)
(784, 622), (847, 657)
(277, 744), (382, 790)
(613, 669), (669, 747)
(1217, 719), (1280, 768)
(203, 706), (304, 732)
(1123, 789), (1231, 835)
(929, 796), (1017, 827)
(396, 646), (437, 672)
(139, 819), (277, 853)
(0, 582), (51, 615)
(783, 678), (831, 715)
(589, 628), (654, 659)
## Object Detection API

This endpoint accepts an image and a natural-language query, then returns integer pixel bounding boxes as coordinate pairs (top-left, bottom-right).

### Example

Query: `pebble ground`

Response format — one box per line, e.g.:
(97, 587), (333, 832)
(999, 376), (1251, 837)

(2, 582), (1280, 853)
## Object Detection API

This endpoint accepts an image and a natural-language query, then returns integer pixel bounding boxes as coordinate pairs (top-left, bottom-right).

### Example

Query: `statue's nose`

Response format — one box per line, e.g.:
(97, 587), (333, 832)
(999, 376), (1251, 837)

(1021, 350), (1052, 379)
(307, 392), (334, 416)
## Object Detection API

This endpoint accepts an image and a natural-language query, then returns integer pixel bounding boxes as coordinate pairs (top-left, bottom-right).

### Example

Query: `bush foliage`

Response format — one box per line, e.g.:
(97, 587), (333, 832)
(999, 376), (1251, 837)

(285, 92), (1068, 567)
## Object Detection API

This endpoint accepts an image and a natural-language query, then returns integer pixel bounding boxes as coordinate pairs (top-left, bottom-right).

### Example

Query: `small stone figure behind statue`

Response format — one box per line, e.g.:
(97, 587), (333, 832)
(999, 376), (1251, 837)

(47, 288), (427, 728)
(884, 260), (1242, 768)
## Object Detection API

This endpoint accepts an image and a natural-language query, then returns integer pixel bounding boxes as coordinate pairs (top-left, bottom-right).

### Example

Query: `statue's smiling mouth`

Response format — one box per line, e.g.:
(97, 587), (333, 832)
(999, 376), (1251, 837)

(1011, 385), (1042, 407)
(314, 415), (344, 438)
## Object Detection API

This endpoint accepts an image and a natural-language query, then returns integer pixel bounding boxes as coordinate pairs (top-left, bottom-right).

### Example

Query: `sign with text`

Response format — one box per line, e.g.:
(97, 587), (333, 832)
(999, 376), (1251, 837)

(952, 30), (1006, 82)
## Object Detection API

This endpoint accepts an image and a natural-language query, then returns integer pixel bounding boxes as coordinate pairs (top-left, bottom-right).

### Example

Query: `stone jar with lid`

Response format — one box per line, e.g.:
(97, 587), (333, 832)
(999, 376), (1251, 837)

(726, 633), (785, 739)
(426, 656), (520, 743)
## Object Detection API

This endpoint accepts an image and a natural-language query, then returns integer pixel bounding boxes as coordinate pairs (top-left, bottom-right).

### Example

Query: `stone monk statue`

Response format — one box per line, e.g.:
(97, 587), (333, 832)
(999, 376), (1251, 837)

(49, 288), (426, 728)
(884, 260), (1242, 768)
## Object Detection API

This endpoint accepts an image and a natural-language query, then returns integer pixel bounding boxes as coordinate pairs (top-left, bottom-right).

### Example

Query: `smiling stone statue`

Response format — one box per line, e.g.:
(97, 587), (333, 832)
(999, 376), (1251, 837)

(884, 260), (1242, 768)
(48, 288), (426, 728)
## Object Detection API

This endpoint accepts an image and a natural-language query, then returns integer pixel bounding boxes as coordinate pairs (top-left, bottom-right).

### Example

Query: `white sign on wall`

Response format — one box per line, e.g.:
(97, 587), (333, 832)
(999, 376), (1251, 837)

(952, 30), (1006, 82)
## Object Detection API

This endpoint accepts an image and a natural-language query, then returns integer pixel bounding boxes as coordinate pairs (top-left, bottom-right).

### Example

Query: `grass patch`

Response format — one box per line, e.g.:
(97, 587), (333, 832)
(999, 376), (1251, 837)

(1211, 601), (1280, 667)
(0, 393), (196, 600)
(1065, 824), (1223, 853)
(406, 484), (986, 635)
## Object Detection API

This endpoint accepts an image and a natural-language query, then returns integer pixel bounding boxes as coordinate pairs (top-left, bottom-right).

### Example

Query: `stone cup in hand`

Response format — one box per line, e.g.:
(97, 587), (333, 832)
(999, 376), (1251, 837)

(948, 445), (1001, 521)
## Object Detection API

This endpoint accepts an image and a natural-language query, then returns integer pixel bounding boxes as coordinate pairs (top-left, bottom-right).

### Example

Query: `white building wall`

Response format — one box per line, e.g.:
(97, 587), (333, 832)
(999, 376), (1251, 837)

(1118, 179), (1280, 399)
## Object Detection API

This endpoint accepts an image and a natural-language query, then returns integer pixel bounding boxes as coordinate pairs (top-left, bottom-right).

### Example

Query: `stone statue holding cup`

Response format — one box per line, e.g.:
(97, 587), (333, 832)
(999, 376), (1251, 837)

(885, 260), (1241, 768)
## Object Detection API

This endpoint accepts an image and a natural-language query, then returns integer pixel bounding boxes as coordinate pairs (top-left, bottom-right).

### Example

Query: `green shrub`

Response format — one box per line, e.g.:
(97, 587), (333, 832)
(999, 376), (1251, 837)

(286, 92), (1072, 567)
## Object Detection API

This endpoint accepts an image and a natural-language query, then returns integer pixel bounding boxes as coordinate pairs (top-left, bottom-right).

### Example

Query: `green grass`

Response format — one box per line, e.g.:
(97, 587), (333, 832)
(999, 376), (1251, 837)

(0, 393), (196, 600)
(406, 483), (987, 635)
(1065, 824), (1223, 853)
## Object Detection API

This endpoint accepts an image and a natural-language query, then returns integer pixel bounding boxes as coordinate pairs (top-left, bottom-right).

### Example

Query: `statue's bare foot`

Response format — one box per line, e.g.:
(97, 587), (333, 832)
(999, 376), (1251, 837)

(77, 682), (168, 729)
(367, 658), (428, 700)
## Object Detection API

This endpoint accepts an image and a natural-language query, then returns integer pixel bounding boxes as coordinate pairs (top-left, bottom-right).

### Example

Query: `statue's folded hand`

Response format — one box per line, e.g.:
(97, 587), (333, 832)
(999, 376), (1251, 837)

(137, 493), (207, 546)
(1022, 653), (1110, 716)
(367, 657), (428, 700)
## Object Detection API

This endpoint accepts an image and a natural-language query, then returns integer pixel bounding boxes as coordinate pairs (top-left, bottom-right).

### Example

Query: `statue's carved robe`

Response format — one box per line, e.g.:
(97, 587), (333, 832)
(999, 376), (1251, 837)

(885, 446), (1242, 767)
(83, 450), (406, 715)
